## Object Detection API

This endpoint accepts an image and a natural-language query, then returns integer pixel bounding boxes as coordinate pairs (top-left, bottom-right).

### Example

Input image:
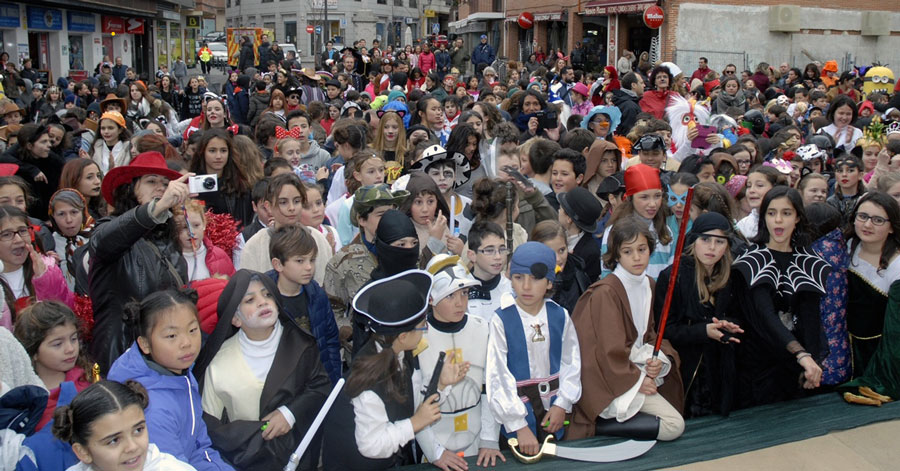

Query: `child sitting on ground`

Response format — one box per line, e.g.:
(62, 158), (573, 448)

(194, 269), (331, 470)
(486, 242), (582, 456)
(569, 216), (685, 442)
(416, 255), (504, 467)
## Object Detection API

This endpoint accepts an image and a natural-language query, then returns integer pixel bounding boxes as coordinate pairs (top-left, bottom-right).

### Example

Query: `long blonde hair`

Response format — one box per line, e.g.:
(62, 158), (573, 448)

(372, 111), (408, 164)
(685, 242), (732, 305)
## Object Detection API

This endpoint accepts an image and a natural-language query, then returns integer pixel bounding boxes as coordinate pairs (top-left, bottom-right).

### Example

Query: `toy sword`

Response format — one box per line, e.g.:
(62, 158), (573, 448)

(508, 435), (655, 463)
(654, 187), (694, 357)
(283, 378), (345, 471)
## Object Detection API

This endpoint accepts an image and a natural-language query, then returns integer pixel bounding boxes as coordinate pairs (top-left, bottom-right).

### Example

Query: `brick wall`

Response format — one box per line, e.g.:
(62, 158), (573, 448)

(662, 0), (900, 62)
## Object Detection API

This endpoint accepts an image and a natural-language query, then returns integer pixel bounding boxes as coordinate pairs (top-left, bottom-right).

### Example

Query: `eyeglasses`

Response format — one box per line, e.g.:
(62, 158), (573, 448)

(856, 212), (889, 226)
(0, 227), (29, 242)
(477, 246), (509, 256)
(736, 159), (752, 167)
(724, 70), (736, 75)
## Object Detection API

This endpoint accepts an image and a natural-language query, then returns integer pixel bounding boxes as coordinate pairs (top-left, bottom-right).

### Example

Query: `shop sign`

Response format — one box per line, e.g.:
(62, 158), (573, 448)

(67, 12), (95, 33)
(643, 5), (664, 29)
(583, 1), (655, 16)
(102, 16), (126, 34)
(186, 16), (201, 29)
(0, 3), (20, 28)
(26, 6), (63, 30)
(126, 18), (145, 34)
(425, 9), (436, 18)
(534, 12), (563, 22)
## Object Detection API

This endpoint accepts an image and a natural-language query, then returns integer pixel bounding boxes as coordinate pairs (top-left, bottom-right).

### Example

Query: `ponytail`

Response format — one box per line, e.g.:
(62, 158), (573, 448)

(52, 380), (150, 445)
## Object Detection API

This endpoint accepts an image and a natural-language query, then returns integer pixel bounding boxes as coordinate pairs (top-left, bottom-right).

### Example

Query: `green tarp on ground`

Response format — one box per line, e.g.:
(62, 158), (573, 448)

(402, 394), (900, 470)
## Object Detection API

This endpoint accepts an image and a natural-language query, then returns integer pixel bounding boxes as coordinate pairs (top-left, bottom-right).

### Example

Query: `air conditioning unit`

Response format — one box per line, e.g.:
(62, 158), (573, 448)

(861, 11), (890, 36)
(769, 5), (800, 33)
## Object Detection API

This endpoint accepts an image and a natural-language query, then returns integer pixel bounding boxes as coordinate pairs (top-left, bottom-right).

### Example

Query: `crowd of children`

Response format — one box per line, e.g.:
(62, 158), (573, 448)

(1, 46), (900, 471)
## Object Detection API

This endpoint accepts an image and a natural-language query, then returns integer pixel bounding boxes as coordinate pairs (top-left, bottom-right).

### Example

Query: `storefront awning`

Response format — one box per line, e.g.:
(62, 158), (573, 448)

(581, 0), (656, 16)
(449, 12), (504, 29)
(505, 12), (564, 22)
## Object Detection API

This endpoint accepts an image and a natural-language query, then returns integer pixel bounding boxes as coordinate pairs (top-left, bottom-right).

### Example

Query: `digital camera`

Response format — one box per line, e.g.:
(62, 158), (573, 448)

(188, 174), (218, 193)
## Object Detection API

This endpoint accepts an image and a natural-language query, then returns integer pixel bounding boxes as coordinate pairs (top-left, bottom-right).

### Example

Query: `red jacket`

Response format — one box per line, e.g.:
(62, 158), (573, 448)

(192, 276), (228, 333)
(639, 90), (678, 119)
(204, 237), (235, 277)
(418, 52), (436, 74)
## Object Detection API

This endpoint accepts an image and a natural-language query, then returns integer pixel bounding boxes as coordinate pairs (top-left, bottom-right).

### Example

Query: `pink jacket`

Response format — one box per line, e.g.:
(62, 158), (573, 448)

(33, 255), (76, 309)
(419, 52), (436, 74)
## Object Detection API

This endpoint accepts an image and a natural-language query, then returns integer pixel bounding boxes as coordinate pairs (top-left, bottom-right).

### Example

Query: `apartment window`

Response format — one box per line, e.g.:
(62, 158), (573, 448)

(394, 0), (402, 5)
(377, 0), (386, 4)
(234, 0), (240, 5)
(410, 0), (416, 7)
(262, 0), (273, 3)
(226, 0), (230, 7)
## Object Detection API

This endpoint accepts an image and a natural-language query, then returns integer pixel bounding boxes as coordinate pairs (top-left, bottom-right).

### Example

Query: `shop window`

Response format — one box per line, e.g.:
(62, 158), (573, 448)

(264, 22), (276, 32)
(68, 35), (85, 71)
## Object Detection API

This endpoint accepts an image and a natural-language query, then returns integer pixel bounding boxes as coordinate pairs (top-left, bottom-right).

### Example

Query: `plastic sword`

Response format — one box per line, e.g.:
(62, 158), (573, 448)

(508, 435), (656, 464)
(654, 187), (694, 357)
(283, 378), (345, 471)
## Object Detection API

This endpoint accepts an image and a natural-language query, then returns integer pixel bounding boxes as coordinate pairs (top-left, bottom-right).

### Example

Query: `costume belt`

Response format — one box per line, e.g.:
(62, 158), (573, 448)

(516, 374), (559, 440)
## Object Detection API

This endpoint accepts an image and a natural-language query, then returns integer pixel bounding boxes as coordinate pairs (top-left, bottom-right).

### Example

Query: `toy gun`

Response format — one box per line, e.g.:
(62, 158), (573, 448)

(423, 351), (446, 404)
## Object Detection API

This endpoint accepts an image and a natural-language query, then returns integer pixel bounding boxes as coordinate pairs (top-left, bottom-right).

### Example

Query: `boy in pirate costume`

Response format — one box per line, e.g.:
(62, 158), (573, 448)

(417, 254), (505, 468)
(485, 242), (582, 456)
(193, 270), (331, 470)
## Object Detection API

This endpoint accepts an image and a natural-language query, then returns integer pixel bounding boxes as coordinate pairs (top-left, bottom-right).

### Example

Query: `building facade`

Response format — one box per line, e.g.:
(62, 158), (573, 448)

(0, 0), (226, 82)
(474, 0), (899, 77)
(226, 0), (449, 66)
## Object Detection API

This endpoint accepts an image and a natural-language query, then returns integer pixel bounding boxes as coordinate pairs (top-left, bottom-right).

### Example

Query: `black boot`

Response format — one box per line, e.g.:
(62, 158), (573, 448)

(594, 412), (660, 440)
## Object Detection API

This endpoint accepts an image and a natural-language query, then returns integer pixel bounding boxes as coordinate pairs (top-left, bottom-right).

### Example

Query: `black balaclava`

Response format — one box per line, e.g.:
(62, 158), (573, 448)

(371, 209), (420, 280)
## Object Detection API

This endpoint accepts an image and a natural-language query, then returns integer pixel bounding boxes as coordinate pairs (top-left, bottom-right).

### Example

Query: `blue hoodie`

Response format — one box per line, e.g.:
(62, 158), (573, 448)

(108, 343), (233, 471)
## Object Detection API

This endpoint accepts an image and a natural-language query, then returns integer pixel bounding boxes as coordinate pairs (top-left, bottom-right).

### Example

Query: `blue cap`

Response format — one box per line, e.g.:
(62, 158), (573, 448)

(509, 241), (557, 282)
(480, 34), (488, 40)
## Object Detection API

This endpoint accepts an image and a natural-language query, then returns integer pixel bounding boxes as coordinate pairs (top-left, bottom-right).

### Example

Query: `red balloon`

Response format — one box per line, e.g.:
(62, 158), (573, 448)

(643, 6), (664, 29)
(518, 12), (534, 30)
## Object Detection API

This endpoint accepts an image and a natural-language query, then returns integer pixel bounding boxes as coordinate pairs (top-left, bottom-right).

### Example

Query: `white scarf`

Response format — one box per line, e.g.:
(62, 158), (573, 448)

(238, 320), (283, 382)
(613, 264), (651, 343)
